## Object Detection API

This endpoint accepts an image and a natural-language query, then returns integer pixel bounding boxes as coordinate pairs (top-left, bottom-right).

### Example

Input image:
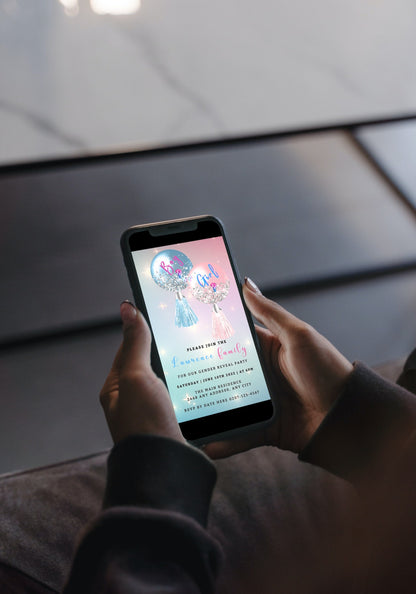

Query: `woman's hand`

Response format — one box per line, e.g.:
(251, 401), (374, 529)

(100, 301), (185, 445)
(204, 278), (353, 458)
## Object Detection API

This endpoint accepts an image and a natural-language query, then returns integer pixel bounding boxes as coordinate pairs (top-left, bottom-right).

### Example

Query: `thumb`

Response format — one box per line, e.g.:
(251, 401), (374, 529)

(119, 301), (152, 373)
(243, 278), (299, 341)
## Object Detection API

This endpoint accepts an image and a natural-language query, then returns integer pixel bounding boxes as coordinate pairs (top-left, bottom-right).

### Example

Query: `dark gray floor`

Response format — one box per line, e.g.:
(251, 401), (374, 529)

(0, 128), (415, 473)
(0, 329), (116, 473)
(2, 131), (415, 342)
(1, 270), (415, 474)
(356, 120), (416, 209)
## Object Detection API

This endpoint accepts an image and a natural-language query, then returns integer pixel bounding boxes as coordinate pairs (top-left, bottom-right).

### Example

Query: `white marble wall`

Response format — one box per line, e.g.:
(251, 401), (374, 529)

(1, 0), (416, 164)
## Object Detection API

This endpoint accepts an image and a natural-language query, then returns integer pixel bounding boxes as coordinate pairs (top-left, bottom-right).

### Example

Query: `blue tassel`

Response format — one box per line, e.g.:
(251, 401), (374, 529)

(175, 294), (198, 328)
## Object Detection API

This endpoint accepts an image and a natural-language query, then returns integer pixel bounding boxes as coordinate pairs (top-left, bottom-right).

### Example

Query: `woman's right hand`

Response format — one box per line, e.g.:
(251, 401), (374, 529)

(204, 278), (353, 459)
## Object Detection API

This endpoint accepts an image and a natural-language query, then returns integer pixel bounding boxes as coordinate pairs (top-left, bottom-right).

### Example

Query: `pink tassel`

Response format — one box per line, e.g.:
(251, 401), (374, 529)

(212, 304), (234, 339)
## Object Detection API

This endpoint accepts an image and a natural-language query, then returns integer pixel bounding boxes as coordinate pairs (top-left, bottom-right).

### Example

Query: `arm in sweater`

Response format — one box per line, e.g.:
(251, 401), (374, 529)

(300, 362), (416, 593)
(64, 435), (222, 594)
(299, 362), (416, 486)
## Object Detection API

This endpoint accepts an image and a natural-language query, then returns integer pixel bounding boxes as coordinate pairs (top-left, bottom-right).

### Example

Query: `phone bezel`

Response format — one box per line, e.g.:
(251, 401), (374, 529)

(121, 215), (275, 444)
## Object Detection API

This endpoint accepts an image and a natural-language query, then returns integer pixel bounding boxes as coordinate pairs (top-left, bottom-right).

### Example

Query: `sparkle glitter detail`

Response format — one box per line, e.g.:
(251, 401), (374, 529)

(189, 263), (234, 339)
(150, 249), (198, 328)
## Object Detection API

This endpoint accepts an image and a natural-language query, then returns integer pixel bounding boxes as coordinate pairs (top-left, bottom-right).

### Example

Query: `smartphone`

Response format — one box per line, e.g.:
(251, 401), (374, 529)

(121, 215), (274, 444)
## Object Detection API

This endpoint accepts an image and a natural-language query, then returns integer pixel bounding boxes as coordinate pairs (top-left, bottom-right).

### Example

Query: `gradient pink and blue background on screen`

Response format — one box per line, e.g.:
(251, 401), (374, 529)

(132, 236), (270, 422)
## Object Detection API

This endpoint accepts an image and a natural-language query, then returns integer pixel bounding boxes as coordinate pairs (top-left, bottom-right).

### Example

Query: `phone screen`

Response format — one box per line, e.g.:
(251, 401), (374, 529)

(130, 232), (272, 427)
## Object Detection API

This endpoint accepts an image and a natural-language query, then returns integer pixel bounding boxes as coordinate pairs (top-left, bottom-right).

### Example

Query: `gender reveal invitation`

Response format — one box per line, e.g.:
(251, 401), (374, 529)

(132, 236), (270, 423)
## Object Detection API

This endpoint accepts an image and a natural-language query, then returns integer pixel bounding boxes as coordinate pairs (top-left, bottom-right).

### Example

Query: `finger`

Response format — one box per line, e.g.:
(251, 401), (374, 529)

(99, 342), (123, 407)
(243, 281), (299, 340)
(119, 301), (152, 373)
(110, 343), (123, 373)
(203, 427), (266, 460)
(254, 324), (279, 351)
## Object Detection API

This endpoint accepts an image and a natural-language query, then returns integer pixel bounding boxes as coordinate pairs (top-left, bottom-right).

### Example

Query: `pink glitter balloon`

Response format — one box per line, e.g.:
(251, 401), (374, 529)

(188, 262), (230, 305)
(189, 263), (234, 339)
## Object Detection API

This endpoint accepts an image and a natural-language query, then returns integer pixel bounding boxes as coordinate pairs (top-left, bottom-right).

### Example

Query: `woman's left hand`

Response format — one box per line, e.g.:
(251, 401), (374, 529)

(100, 301), (185, 445)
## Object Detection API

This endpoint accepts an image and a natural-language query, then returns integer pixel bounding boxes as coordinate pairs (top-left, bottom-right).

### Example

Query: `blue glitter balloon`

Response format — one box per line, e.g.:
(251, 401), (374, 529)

(151, 249), (198, 328)
(151, 249), (193, 292)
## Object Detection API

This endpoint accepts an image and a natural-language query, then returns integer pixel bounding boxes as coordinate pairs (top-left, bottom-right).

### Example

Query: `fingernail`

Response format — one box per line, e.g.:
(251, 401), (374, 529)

(245, 277), (262, 294)
(120, 300), (137, 326)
